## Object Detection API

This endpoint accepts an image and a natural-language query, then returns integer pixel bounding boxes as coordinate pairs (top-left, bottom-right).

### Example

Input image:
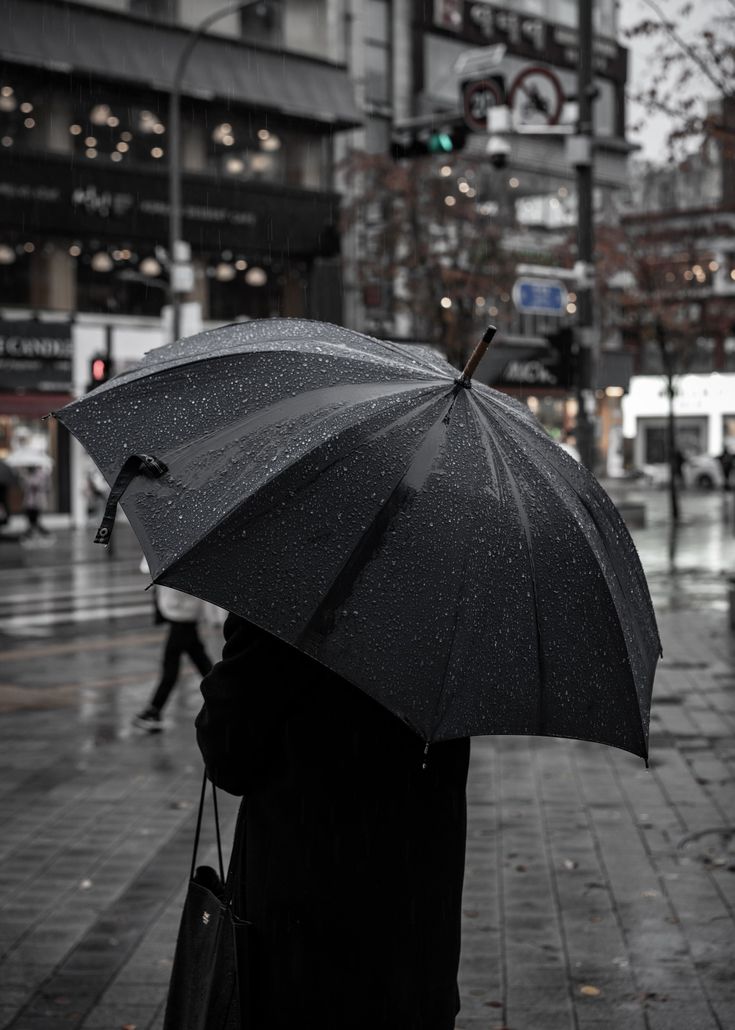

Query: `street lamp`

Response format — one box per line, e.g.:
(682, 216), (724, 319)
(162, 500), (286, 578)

(168, 0), (269, 343)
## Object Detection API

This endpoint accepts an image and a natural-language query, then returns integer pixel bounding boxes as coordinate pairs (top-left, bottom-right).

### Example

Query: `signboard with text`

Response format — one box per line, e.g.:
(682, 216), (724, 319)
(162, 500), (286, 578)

(0, 154), (339, 257)
(432, 0), (627, 83)
(512, 278), (567, 316)
(0, 320), (73, 392)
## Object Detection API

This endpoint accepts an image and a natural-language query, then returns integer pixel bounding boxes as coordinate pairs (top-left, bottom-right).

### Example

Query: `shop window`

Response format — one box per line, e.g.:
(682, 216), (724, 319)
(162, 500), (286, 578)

(129, 0), (178, 23)
(76, 256), (165, 316)
(0, 247), (32, 308)
(207, 114), (329, 190)
(240, 1), (284, 46)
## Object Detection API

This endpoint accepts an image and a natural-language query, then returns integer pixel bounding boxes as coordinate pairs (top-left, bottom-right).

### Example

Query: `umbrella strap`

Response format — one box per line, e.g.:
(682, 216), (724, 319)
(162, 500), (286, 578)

(94, 453), (168, 546)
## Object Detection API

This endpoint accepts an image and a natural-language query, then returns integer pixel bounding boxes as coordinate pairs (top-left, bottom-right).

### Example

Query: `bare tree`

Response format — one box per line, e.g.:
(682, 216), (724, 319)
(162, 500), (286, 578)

(625, 0), (735, 161)
(339, 150), (520, 368)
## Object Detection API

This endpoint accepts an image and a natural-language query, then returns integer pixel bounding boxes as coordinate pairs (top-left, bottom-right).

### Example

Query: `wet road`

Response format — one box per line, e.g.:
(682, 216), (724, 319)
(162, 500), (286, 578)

(0, 486), (734, 1030)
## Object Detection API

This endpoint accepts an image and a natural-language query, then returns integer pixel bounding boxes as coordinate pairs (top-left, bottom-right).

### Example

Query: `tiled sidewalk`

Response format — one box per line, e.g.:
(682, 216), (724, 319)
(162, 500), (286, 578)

(0, 608), (733, 1030)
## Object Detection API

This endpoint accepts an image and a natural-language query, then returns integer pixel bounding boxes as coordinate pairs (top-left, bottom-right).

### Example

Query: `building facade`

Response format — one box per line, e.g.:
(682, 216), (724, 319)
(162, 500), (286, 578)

(0, 0), (361, 517)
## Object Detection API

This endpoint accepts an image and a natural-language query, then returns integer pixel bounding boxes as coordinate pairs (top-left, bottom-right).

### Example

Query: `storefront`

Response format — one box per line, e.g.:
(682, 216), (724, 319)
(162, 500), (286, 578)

(0, 319), (73, 513)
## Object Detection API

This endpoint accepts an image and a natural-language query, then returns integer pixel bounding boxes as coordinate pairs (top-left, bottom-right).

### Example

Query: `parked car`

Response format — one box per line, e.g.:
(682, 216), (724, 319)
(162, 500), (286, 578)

(640, 454), (725, 490)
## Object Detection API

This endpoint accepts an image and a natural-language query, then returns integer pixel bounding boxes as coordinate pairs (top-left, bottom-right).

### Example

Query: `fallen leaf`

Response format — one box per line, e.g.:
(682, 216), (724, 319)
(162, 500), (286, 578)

(580, 985), (601, 997)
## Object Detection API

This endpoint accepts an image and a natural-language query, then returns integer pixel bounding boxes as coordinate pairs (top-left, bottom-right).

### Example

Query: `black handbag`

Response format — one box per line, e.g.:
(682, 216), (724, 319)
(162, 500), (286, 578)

(163, 772), (253, 1029)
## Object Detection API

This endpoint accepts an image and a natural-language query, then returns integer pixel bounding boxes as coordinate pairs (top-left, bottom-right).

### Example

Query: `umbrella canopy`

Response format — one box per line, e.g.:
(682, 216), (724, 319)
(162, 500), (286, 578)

(54, 318), (660, 759)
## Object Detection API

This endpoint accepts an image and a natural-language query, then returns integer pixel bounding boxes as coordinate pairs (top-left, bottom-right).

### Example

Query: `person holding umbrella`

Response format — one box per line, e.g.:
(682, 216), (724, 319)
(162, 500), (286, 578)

(195, 615), (470, 1028)
(54, 318), (660, 1027)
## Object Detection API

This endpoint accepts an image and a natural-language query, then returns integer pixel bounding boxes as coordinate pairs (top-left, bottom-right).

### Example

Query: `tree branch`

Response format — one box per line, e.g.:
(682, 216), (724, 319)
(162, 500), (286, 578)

(641, 0), (731, 95)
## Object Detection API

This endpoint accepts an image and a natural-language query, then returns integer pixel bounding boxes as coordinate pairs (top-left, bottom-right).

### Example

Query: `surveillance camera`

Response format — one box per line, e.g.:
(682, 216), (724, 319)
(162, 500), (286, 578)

(486, 135), (511, 170)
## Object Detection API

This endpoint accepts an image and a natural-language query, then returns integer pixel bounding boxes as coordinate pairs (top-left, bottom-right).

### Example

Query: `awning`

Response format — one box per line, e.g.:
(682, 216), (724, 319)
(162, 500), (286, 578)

(0, 0), (362, 129)
(0, 392), (72, 417)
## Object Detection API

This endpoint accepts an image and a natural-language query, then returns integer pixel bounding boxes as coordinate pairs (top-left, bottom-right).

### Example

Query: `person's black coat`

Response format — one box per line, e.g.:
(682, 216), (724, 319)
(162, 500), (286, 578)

(195, 614), (470, 1030)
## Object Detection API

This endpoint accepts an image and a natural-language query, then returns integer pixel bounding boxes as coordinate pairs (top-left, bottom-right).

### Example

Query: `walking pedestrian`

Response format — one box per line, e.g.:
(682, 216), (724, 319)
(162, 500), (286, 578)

(195, 615), (470, 1030)
(18, 463), (52, 541)
(134, 576), (214, 731)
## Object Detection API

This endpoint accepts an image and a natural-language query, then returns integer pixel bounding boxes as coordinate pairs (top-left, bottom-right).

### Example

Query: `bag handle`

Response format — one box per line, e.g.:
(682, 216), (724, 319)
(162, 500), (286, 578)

(190, 769), (225, 884)
(189, 768), (247, 910)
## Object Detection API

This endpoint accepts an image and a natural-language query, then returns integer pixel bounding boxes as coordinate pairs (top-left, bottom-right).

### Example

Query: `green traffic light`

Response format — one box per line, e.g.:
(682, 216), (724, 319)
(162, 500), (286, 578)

(428, 131), (454, 153)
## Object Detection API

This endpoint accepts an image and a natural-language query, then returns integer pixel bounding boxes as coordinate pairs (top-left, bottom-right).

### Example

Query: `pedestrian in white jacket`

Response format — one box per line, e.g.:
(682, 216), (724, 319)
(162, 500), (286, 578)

(134, 564), (215, 731)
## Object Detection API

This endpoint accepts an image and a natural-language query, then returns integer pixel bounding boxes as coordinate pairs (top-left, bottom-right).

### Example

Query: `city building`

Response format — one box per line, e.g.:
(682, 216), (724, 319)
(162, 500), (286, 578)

(0, 0), (361, 519)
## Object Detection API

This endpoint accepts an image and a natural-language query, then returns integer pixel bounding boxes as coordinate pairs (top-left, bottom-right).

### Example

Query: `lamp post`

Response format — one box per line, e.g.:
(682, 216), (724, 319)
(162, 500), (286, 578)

(168, 0), (269, 343)
(572, 0), (596, 470)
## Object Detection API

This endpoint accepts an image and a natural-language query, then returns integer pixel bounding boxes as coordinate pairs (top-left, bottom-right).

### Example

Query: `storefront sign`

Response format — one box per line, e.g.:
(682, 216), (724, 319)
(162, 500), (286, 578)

(0, 154), (339, 256)
(0, 320), (72, 392)
(432, 0), (627, 82)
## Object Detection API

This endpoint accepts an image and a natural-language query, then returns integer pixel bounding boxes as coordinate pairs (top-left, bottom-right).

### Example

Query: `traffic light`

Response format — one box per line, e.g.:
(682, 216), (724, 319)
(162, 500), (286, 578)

(390, 120), (469, 160)
(88, 352), (111, 391)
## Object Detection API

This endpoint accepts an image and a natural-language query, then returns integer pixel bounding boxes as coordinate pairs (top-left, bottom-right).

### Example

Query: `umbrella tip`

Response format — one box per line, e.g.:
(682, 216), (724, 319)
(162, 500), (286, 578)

(459, 325), (497, 385)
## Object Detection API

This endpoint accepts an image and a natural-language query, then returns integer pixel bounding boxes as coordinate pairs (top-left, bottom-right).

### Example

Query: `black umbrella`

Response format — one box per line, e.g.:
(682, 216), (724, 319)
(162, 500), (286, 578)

(54, 318), (659, 759)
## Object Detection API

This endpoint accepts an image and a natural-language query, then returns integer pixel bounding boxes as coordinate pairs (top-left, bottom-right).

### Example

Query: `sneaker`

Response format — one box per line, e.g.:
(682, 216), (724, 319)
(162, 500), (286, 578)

(133, 709), (164, 732)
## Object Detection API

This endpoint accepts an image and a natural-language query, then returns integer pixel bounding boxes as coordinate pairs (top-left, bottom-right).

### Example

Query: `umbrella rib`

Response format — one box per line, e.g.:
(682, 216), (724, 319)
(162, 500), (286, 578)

(469, 403), (548, 733)
(296, 393), (456, 658)
(473, 392), (653, 756)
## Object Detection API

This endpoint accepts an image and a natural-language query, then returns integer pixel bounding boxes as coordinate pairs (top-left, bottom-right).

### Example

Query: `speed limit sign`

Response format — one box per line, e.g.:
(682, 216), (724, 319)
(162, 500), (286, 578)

(462, 77), (505, 132)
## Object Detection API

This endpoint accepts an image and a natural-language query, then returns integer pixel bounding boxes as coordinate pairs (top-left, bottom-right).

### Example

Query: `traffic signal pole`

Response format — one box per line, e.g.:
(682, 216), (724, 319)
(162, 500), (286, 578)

(574, 0), (596, 470)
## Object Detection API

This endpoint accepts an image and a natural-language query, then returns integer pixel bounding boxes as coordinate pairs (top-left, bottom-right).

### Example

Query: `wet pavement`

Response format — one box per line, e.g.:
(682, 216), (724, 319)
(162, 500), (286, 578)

(0, 484), (734, 1029)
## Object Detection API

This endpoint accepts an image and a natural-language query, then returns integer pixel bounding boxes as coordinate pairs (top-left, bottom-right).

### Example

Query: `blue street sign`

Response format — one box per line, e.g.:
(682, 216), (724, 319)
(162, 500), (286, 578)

(512, 277), (567, 316)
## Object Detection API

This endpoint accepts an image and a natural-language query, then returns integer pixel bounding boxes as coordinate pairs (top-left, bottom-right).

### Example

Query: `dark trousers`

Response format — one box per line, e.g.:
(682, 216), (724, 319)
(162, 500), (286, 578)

(150, 621), (212, 712)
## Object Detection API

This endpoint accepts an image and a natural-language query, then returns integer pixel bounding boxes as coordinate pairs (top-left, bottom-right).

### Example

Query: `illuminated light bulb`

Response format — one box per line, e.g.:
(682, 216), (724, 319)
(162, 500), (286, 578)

(153, 123), (166, 134)
(440, 165), (452, 177)
(0, 244), (16, 264)
(91, 251), (113, 272)
(708, 260), (719, 271)
(0, 86), (13, 97)
(235, 259), (248, 270)
(24, 117), (35, 129)
(566, 302), (577, 314)
(222, 135), (235, 146)
(111, 151), (122, 162)
(245, 266), (267, 286)
(116, 141), (129, 152)
(215, 262), (236, 282)
(121, 131), (133, 141)
(225, 157), (245, 174)
(0, 96), (16, 111)
(489, 305), (498, 316)
(257, 128), (270, 140)
(20, 102), (33, 113)
(68, 244), (81, 257)
(85, 148), (97, 158)
(140, 257), (162, 277)
(509, 177), (520, 188)
(1, 136), (12, 147)
(444, 196), (456, 207)
(458, 181), (470, 193)
(440, 296), (452, 309)
(69, 124), (82, 135)
(107, 115), (120, 127)
(261, 134), (281, 151)
(250, 153), (272, 172)
(23, 241), (35, 253)
(475, 296), (486, 307)
(151, 147), (164, 158)
(85, 136), (97, 147)
(90, 104), (111, 125)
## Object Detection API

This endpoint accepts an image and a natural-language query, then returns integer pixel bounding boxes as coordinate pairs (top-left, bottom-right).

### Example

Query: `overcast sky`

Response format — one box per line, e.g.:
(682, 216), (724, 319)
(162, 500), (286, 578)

(618, 0), (721, 161)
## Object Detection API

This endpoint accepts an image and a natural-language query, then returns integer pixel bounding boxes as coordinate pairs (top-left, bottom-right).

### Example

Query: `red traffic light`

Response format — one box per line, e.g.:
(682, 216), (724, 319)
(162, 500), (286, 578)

(92, 357), (107, 382)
